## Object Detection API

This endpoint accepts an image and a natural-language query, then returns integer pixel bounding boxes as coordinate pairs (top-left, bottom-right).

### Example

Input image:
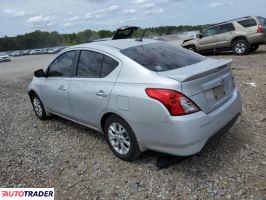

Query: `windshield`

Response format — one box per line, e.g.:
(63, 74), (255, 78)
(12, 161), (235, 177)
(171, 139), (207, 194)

(121, 42), (205, 72)
(0, 52), (7, 56)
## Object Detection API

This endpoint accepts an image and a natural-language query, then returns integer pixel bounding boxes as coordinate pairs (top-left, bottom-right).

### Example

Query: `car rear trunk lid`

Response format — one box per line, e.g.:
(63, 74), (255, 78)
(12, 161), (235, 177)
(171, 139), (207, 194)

(158, 58), (235, 113)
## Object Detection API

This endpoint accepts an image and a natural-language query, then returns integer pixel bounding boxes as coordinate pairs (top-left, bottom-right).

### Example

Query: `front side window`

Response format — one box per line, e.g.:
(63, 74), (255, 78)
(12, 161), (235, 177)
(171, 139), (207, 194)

(121, 42), (205, 72)
(77, 50), (103, 78)
(47, 51), (75, 77)
(258, 17), (266, 25)
(202, 27), (219, 37)
(237, 19), (257, 27)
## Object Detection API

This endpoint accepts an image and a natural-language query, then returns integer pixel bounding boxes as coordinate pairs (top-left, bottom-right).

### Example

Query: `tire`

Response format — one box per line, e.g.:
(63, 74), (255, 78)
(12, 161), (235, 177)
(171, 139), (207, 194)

(30, 93), (47, 120)
(104, 115), (140, 161)
(185, 45), (197, 52)
(249, 44), (259, 52)
(232, 39), (250, 55)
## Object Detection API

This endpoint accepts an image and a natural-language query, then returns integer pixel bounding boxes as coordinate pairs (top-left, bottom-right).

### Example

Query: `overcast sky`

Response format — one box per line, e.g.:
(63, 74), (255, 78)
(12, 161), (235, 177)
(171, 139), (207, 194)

(0, 0), (265, 37)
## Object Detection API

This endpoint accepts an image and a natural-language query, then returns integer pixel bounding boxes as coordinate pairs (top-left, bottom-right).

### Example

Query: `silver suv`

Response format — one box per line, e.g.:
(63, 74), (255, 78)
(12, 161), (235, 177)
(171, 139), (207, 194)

(182, 16), (266, 55)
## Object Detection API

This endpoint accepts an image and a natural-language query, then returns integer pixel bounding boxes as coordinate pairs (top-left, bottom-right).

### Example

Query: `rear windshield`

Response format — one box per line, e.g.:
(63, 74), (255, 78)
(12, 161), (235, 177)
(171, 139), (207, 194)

(237, 18), (257, 27)
(121, 42), (205, 72)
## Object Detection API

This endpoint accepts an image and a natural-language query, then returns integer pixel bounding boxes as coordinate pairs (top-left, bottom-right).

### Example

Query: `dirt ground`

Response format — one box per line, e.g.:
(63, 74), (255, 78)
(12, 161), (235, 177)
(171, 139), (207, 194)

(0, 46), (265, 200)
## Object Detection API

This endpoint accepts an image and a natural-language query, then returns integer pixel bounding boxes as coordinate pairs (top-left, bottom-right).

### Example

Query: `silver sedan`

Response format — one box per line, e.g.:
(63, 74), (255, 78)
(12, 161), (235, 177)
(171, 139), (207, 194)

(28, 39), (242, 161)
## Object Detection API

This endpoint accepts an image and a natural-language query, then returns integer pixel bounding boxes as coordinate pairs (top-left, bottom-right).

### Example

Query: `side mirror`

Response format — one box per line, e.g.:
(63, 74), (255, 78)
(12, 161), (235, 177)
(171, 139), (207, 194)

(34, 69), (45, 78)
(196, 33), (202, 39)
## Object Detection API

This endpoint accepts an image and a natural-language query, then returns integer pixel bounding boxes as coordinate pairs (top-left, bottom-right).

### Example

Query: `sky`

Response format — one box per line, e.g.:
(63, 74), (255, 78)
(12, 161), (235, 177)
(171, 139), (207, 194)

(0, 0), (265, 37)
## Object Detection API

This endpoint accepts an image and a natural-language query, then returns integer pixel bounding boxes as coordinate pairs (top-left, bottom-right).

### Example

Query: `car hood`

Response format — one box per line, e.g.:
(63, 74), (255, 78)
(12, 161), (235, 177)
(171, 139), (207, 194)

(182, 38), (198, 45)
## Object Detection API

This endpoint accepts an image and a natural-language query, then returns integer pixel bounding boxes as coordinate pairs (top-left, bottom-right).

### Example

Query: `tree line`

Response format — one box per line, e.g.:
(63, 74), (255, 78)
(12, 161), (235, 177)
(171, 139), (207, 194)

(0, 25), (206, 51)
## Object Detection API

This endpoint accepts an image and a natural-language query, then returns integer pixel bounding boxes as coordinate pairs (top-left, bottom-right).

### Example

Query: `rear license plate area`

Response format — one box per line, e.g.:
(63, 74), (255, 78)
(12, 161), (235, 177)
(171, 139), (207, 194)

(212, 84), (225, 101)
(204, 84), (225, 101)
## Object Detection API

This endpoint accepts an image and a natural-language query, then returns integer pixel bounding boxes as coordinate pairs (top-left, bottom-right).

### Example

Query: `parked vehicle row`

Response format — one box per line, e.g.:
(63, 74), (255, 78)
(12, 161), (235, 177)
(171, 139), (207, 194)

(6, 47), (66, 57)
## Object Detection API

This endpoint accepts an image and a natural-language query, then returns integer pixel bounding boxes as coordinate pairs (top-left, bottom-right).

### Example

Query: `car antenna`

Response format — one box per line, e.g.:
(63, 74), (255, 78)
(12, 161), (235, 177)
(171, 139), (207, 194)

(136, 29), (147, 42)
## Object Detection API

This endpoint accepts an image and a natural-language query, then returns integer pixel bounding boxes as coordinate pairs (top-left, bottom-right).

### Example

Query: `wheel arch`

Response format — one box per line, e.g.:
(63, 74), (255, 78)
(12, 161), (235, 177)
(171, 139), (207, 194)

(231, 36), (249, 47)
(183, 44), (197, 51)
(28, 89), (52, 117)
(99, 111), (145, 152)
(28, 89), (37, 100)
(100, 112), (127, 133)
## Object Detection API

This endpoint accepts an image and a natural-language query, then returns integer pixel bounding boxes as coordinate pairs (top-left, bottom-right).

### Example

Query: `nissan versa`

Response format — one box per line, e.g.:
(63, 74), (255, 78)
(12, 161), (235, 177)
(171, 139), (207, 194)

(28, 39), (242, 161)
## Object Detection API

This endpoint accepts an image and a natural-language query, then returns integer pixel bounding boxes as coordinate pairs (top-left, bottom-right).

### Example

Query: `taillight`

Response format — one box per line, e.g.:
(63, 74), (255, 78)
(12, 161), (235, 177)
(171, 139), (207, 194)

(257, 24), (263, 33)
(145, 88), (200, 116)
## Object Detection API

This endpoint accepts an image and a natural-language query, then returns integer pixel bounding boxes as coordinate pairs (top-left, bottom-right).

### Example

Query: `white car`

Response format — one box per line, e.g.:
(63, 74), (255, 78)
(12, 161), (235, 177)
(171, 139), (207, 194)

(29, 49), (42, 55)
(11, 51), (21, 57)
(0, 52), (11, 62)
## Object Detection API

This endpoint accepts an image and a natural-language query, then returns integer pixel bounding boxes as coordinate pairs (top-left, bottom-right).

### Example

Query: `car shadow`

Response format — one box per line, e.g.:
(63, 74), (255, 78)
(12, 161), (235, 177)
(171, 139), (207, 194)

(47, 114), (244, 174)
(48, 115), (105, 141)
(136, 130), (242, 170)
(201, 49), (266, 56)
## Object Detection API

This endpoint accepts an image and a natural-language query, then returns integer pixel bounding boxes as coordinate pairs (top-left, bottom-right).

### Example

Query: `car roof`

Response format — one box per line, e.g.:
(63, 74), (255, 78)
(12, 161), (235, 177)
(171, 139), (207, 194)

(69, 39), (161, 51)
(207, 16), (260, 29)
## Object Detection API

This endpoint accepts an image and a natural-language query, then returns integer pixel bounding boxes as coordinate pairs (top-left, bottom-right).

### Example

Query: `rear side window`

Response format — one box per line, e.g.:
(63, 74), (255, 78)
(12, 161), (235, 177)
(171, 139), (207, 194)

(218, 23), (235, 34)
(48, 51), (75, 77)
(101, 56), (119, 77)
(258, 17), (266, 25)
(237, 19), (257, 27)
(121, 42), (205, 72)
(77, 50), (103, 78)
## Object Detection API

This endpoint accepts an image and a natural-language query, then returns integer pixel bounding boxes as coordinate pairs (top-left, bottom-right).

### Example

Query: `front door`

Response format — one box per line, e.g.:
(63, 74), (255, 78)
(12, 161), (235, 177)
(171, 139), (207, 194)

(199, 26), (219, 51)
(43, 51), (76, 117)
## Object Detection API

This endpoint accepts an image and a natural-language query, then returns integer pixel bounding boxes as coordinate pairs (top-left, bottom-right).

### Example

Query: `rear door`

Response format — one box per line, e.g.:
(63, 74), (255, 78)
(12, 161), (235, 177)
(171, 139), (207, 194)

(69, 50), (120, 127)
(216, 23), (236, 48)
(198, 26), (219, 51)
(43, 51), (77, 117)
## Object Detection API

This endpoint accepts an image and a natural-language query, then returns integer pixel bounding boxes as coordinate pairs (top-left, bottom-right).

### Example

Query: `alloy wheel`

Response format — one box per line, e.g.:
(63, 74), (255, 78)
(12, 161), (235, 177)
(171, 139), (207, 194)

(235, 43), (246, 54)
(33, 97), (43, 117)
(108, 122), (130, 155)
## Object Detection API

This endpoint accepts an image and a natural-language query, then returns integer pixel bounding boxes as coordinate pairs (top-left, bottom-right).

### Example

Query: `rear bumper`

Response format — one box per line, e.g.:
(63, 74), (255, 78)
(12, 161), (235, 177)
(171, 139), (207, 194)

(248, 33), (266, 44)
(141, 88), (241, 156)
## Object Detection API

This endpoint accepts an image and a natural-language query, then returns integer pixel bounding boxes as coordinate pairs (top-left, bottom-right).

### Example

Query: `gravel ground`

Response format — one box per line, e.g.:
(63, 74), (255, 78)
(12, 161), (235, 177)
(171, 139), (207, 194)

(0, 47), (266, 199)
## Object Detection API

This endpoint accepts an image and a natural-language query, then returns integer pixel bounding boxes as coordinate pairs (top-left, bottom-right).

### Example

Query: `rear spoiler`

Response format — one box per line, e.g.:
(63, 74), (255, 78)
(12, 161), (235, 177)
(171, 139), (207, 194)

(157, 59), (233, 83)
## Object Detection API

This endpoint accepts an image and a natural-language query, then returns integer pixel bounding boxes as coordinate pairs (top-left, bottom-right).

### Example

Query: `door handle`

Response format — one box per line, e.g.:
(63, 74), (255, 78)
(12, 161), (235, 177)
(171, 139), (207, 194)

(58, 85), (66, 91)
(96, 90), (108, 97)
